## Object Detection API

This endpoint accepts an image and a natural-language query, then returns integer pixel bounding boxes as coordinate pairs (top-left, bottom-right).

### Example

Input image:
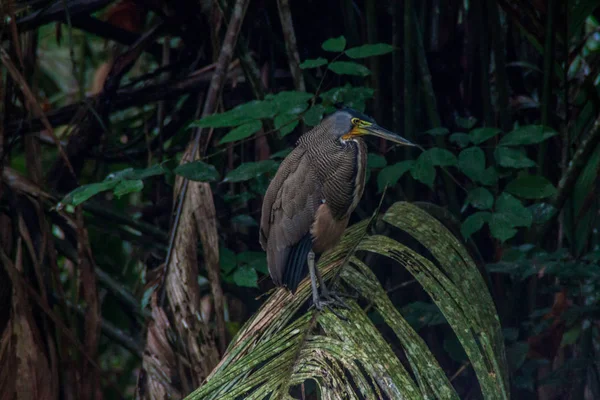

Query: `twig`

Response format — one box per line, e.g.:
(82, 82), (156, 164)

(276, 0), (305, 92)
(538, 0), (556, 171)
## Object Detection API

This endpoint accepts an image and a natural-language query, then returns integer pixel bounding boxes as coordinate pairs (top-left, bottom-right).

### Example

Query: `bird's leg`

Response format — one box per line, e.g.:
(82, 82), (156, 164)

(309, 251), (350, 312)
(307, 250), (323, 310)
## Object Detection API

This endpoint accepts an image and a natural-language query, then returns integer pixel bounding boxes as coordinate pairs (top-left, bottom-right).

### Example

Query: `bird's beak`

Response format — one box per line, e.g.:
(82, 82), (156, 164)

(363, 124), (415, 146)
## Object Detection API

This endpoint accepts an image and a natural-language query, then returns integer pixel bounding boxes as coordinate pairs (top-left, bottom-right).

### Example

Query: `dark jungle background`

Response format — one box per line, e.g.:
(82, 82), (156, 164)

(1, 0), (599, 399)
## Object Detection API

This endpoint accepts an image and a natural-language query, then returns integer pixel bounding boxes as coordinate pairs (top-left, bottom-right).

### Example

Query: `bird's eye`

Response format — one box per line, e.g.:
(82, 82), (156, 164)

(351, 118), (360, 126)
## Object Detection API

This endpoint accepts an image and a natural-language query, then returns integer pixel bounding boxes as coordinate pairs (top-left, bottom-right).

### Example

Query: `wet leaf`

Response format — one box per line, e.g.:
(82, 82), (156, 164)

(411, 153), (436, 188)
(63, 180), (119, 206)
(367, 154), (387, 169)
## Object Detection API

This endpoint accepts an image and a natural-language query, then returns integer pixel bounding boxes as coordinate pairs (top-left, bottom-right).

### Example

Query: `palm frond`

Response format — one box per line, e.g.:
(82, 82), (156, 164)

(185, 202), (509, 400)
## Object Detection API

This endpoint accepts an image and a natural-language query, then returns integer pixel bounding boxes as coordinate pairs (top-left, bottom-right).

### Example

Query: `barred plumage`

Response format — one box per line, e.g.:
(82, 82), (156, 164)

(259, 107), (413, 308)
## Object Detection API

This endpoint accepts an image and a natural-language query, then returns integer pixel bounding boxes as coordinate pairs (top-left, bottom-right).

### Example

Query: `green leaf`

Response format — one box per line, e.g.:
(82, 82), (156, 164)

(328, 61), (371, 77)
(367, 154), (387, 169)
(528, 202), (557, 224)
(506, 342), (529, 371)
(109, 163), (167, 180)
(505, 175), (557, 199)
(303, 104), (325, 126)
(219, 120), (263, 144)
(424, 127), (450, 136)
(489, 214), (518, 242)
(499, 125), (557, 146)
(411, 153), (436, 188)
(456, 116), (477, 130)
(274, 114), (299, 137)
(494, 147), (536, 168)
(237, 251), (268, 274)
(479, 167), (499, 186)
(299, 57), (328, 69)
(174, 161), (220, 182)
(113, 179), (143, 198)
(458, 147), (485, 181)
(190, 100), (273, 128)
(322, 36), (346, 52)
(62, 180), (119, 206)
(224, 160), (278, 183)
(231, 214), (257, 227)
(495, 193), (533, 228)
(425, 148), (457, 167)
(320, 85), (374, 111)
(267, 91), (313, 114)
(377, 160), (415, 192)
(470, 127), (502, 144)
(233, 266), (258, 288)
(345, 43), (394, 58)
(220, 247), (237, 274)
(449, 133), (471, 148)
(461, 212), (491, 238)
(466, 187), (494, 210)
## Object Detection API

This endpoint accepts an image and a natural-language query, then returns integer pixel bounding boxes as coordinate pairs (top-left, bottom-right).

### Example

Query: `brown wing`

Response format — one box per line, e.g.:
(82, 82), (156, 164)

(260, 147), (322, 286)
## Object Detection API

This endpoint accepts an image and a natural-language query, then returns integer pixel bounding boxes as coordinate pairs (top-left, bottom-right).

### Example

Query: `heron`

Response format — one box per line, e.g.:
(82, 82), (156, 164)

(259, 107), (415, 310)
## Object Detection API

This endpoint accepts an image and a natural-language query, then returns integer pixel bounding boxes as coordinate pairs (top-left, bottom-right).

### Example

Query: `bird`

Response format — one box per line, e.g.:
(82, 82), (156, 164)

(259, 106), (414, 310)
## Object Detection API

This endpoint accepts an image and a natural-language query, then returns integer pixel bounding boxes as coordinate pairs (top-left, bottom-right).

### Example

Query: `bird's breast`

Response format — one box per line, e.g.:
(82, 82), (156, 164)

(309, 138), (367, 220)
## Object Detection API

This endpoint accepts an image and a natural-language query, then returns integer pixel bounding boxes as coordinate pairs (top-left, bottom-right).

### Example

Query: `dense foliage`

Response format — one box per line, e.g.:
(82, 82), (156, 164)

(1, 0), (599, 399)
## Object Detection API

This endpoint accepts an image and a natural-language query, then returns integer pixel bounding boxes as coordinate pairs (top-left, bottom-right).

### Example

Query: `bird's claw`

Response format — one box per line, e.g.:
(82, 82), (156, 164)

(311, 289), (351, 320)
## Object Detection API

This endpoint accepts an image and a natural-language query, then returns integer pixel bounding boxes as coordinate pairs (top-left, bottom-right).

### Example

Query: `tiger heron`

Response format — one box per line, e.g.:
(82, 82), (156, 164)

(259, 107), (414, 310)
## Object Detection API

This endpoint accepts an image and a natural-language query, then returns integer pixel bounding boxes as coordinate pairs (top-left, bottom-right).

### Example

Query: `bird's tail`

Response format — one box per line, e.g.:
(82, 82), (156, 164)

(282, 233), (313, 294)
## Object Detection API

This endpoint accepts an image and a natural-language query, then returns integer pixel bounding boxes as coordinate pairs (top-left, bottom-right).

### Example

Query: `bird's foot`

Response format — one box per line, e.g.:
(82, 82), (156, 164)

(312, 288), (351, 320)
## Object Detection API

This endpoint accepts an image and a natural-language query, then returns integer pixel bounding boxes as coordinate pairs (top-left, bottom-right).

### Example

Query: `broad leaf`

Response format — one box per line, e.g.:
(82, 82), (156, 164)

(499, 125), (557, 146)
(411, 153), (436, 188)
(233, 266), (258, 288)
(424, 127), (450, 136)
(299, 57), (328, 69)
(456, 116), (477, 130)
(61, 180), (119, 206)
(328, 61), (371, 76)
(303, 104), (325, 126)
(461, 211), (491, 238)
(224, 160), (279, 182)
(470, 127), (502, 144)
(274, 113), (299, 137)
(377, 160), (415, 192)
(505, 175), (557, 199)
(345, 43), (394, 58)
(113, 179), (143, 198)
(458, 147), (485, 181)
(322, 36), (346, 52)
(494, 147), (536, 168)
(367, 154), (387, 169)
(467, 187), (494, 210)
(219, 120), (263, 144)
(174, 161), (220, 182)
(425, 148), (457, 167)
(450, 133), (471, 148)
(489, 214), (518, 242)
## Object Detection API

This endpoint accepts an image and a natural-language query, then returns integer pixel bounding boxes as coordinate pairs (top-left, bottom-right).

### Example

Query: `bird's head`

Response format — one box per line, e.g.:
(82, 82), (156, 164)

(323, 106), (415, 147)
